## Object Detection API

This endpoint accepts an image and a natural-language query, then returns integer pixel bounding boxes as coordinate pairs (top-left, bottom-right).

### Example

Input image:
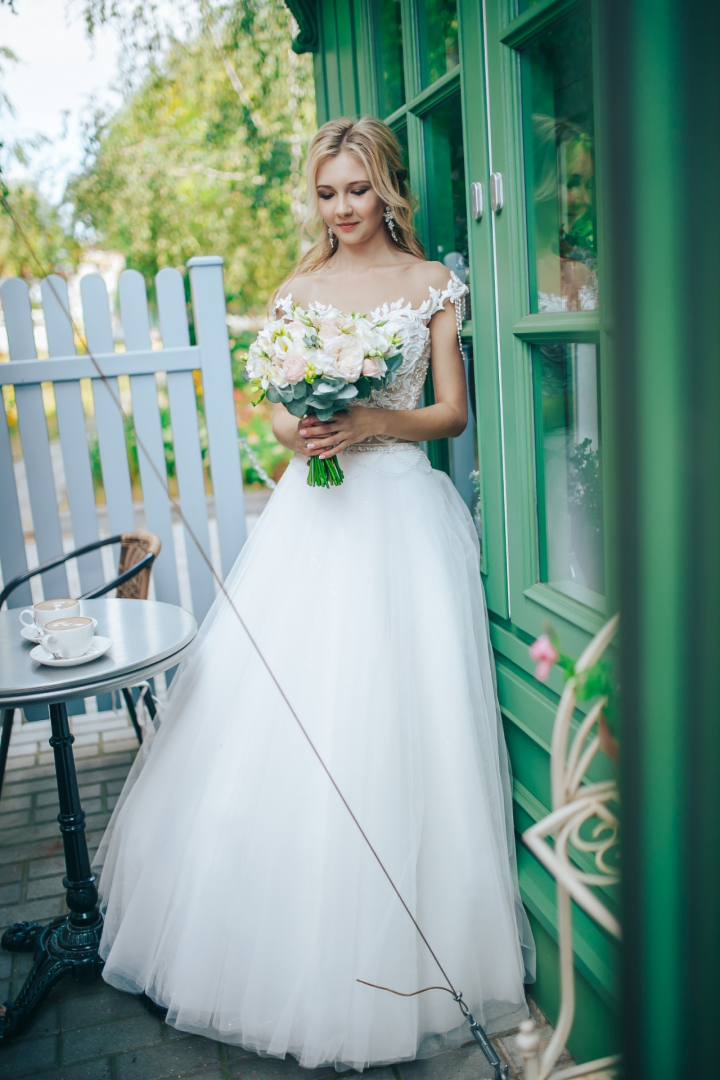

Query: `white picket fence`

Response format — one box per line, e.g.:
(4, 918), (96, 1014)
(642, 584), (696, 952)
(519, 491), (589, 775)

(0, 256), (246, 714)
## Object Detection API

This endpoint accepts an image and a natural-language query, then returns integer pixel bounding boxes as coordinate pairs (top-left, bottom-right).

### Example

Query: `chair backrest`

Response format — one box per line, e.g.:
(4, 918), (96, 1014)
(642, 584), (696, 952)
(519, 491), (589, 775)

(0, 256), (245, 632)
(116, 530), (162, 601)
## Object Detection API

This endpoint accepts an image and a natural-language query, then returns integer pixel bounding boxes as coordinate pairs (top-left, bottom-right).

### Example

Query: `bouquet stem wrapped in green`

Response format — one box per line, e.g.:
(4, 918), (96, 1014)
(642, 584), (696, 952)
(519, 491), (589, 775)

(245, 299), (405, 487)
(307, 453), (344, 487)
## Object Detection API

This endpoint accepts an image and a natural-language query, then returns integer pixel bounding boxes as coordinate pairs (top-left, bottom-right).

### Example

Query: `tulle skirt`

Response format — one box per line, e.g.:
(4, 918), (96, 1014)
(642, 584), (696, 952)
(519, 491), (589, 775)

(95, 446), (534, 1071)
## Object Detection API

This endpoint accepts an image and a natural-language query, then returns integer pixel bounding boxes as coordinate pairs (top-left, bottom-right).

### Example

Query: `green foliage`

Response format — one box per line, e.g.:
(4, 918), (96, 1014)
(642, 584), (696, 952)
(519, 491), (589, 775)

(0, 177), (80, 280)
(69, 0), (315, 314)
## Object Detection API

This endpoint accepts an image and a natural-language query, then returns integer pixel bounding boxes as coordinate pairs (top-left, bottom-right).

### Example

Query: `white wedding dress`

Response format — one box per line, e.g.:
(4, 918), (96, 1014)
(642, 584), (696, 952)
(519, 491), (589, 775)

(95, 272), (535, 1072)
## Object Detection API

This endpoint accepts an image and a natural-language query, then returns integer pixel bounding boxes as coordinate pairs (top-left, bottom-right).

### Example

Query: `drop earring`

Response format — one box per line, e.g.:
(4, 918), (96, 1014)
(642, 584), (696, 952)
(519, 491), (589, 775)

(384, 205), (398, 243)
(328, 227), (335, 250)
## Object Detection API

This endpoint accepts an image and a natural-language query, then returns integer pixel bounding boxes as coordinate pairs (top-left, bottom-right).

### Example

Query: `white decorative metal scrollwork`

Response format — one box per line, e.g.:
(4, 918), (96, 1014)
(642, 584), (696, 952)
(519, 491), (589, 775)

(519, 615), (621, 1080)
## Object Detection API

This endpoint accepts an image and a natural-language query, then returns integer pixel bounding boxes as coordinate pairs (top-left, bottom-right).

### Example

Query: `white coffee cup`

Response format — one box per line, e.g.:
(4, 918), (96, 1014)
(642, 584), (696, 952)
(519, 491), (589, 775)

(38, 616), (97, 660)
(20, 598), (80, 631)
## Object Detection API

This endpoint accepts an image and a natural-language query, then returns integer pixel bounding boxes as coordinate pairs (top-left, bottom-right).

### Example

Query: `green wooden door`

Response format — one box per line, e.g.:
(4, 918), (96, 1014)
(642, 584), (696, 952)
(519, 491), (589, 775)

(480, 0), (619, 1060)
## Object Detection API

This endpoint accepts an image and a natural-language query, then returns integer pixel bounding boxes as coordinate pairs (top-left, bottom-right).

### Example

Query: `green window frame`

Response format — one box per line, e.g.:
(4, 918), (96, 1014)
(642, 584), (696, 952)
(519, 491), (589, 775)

(482, 0), (609, 652)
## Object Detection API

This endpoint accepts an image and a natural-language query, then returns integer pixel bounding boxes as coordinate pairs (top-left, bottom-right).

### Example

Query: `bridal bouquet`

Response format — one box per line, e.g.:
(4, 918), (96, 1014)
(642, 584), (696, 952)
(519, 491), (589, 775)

(245, 301), (404, 487)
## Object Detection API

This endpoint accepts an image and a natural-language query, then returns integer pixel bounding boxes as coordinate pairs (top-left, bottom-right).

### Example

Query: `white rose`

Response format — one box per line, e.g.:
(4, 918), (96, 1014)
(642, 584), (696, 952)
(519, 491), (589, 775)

(323, 335), (364, 382)
(316, 349), (340, 379)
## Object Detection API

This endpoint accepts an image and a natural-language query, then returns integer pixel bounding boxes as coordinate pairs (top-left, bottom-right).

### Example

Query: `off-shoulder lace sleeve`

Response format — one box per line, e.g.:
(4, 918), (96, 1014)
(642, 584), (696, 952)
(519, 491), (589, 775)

(272, 293), (294, 319)
(421, 270), (469, 349)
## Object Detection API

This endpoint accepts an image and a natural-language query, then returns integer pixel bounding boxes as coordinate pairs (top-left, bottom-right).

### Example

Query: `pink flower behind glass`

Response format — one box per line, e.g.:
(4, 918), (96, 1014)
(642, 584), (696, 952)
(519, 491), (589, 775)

(529, 634), (559, 682)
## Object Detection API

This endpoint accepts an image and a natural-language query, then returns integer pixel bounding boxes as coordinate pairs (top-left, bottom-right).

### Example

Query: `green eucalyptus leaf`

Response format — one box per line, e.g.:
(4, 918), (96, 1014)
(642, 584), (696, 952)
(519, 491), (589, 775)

(334, 384), (358, 401)
(285, 399), (308, 417)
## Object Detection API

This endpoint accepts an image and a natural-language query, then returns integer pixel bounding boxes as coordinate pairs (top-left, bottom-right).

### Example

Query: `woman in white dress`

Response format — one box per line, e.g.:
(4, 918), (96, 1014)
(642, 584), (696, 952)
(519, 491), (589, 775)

(96, 117), (535, 1072)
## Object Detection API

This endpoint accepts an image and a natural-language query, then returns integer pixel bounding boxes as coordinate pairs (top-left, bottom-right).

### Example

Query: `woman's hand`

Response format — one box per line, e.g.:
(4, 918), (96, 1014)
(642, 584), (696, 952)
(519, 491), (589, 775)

(298, 408), (384, 458)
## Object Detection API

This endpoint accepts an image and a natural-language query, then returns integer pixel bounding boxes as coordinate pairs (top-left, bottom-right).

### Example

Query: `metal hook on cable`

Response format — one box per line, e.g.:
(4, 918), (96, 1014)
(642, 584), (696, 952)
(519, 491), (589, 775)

(357, 982), (509, 1079)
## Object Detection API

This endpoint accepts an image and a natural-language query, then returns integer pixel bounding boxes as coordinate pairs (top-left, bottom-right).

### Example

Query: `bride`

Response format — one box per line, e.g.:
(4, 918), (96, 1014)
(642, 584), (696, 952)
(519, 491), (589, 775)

(96, 116), (535, 1071)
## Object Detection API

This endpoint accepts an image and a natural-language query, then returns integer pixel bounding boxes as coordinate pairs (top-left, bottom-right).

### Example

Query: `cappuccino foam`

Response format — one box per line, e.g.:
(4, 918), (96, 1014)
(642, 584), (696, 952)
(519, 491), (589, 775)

(45, 616), (93, 632)
(36, 599), (76, 611)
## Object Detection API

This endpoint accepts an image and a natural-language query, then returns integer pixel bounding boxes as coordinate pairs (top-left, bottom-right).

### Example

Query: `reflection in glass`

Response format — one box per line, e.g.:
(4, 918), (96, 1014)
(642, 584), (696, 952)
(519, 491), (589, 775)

(533, 342), (604, 605)
(375, 0), (405, 117)
(418, 0), (459, 87)
(423, 91), (470, 316)
(394, 121), (409, 175)
(522, 4), (598, 312)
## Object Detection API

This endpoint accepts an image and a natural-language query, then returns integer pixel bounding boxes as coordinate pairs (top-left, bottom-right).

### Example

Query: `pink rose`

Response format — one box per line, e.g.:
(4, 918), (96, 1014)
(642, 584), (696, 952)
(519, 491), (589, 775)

(529, 634), (559, 682)
(283, 348), (308, 384)
(362, 356), (380, 377)
(319, 318), (341, 338)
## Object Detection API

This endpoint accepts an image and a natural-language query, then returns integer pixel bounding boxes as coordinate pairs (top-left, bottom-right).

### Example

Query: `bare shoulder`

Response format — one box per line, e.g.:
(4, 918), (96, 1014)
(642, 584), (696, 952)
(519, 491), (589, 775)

(281, 269), (331, 308)
(423, 260), (455, 290)
(405, 259), (454, 293)
(277, 271), (313, 300)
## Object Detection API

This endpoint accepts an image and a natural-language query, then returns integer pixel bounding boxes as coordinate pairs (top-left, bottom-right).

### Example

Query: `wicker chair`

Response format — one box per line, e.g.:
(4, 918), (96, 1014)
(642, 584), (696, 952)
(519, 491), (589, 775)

(0, 530), (161, 800)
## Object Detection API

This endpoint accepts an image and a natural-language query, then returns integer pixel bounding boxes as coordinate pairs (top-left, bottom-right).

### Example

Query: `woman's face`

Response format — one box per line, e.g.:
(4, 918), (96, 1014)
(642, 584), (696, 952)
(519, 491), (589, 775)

(315, 151), (386, 246)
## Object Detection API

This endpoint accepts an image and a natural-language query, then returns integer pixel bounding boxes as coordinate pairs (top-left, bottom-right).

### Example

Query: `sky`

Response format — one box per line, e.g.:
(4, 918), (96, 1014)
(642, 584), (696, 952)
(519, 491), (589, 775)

(1, 0), (123, 203)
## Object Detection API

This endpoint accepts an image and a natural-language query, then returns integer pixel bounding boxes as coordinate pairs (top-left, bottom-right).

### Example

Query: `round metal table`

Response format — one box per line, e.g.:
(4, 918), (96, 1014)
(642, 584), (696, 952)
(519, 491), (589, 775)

(0, 599), (197, 1042)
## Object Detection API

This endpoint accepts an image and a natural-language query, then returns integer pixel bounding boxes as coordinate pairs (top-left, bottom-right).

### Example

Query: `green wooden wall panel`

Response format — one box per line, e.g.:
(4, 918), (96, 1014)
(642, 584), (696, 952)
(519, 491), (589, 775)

(504, 722), (553, 809)
(313, 49), (330, 125)
(335, 0), (360, 115)
(318, 0), (343, 117)
(601, 0), (720, 1074)
(354, 0), (379, 114)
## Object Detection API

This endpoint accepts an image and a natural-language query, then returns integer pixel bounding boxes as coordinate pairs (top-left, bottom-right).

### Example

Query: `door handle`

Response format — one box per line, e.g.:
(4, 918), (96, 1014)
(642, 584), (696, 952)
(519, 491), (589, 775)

(490, 172), (504, 213)
(471, 181), (484, 220)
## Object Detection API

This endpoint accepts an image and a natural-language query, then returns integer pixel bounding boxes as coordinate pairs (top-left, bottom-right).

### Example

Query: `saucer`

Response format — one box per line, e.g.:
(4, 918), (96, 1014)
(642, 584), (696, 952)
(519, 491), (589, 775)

(30, 636), (112, 668)
(20, 624), (43, 643)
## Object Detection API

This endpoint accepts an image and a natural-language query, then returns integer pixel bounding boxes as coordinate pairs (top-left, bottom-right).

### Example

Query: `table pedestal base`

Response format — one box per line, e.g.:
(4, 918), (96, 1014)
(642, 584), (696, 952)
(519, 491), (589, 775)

(0, 914), (104, 1038)
(0, 701), (104, 1043)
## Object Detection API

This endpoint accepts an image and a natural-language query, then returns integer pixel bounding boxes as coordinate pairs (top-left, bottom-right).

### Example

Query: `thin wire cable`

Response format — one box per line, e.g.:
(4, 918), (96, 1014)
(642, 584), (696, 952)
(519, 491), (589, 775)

(357, 980), (454, 999)
(0, 191), (460, 1000)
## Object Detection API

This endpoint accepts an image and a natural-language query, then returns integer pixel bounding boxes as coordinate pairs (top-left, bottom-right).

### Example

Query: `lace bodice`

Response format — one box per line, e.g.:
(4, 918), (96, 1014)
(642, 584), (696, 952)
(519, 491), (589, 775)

(277, 271), (469, 451)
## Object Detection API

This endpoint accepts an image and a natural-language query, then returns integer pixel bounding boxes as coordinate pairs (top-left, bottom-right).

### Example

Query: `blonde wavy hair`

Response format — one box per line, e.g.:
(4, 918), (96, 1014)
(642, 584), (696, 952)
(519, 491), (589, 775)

(277, 116), (424, 298)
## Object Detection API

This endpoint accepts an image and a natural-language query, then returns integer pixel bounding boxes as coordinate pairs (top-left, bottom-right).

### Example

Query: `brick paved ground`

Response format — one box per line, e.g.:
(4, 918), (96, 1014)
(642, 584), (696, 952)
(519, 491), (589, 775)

(0, 706), (568, 1080)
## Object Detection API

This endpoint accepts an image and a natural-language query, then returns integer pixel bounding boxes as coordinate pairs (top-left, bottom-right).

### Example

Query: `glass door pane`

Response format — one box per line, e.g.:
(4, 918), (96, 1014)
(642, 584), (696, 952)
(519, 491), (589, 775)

(423, 90), (469, 308)
(393, 120), (409, 172)
(521, 3), (598, 312)
(417, 0), (460, 88)
(374, 0), (405, 117)
(422, 89), (469, 477)
(533, 341), (604, 606)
